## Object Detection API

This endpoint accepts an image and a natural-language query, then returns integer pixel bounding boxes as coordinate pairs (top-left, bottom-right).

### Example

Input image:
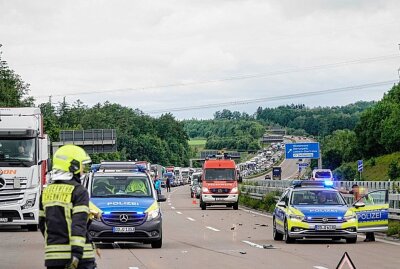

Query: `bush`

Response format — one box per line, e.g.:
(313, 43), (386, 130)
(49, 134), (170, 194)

(387, 221), (400, 238)
(239, 191), (281, 213)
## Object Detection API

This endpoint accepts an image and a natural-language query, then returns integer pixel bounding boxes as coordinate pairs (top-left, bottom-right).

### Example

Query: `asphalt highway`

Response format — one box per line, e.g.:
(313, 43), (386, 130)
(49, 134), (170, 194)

(1, 186), (399, 269)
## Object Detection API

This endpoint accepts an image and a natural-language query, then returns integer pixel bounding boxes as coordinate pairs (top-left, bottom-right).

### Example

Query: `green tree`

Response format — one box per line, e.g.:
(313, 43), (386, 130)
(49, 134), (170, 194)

(0, 45), (34, 107)
(388, 160), (400, 180)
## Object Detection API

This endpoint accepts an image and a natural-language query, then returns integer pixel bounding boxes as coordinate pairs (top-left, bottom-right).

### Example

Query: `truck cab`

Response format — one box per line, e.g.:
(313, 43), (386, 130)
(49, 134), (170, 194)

(0, 107), (49, 231)
(199, 156), (240, 210)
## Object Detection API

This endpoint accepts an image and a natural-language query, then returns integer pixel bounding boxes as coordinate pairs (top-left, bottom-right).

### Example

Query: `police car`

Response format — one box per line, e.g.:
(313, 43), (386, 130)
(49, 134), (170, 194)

(272, 180), (389, 243)
(84, 162), (166, 248)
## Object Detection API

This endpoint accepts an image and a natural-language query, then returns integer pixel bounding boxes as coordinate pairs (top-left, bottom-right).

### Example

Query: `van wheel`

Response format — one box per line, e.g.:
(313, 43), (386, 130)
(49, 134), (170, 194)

(233, 202), (239, 210)
(151, 237), (162, 248)
(200, 200), (206, 210)
(27, 224), (38, 232)
(346, 237), (357, 244)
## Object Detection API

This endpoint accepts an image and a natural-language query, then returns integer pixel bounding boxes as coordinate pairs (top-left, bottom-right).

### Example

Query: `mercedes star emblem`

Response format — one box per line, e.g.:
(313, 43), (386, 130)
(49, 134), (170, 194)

(119, 214), (129, 223)
(322, 218), (328, 223)
(0, 178), (5, 190)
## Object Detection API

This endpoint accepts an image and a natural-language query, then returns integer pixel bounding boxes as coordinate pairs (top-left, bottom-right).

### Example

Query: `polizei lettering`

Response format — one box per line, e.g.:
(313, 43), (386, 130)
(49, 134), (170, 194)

(357, 211), (383, 222)
(107, 201), (139, 206)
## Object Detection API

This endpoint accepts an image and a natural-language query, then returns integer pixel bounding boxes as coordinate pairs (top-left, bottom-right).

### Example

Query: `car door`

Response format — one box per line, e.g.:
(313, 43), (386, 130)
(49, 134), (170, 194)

(351, 190), (389, 233)
(274, 190), (290, 232)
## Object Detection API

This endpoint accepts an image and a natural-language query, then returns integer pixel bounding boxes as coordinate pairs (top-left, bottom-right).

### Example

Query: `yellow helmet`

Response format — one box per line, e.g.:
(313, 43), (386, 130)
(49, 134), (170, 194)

(53, 145), (91, 175)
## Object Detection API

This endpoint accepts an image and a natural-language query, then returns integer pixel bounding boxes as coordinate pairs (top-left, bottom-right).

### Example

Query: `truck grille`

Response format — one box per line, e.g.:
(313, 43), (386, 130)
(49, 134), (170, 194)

(0, 178), (27, 205)
(102, 212), (147, 226)
(304, 217), (345, 223)
(0, 210), (21, 220)
(210, 188), (230, 194)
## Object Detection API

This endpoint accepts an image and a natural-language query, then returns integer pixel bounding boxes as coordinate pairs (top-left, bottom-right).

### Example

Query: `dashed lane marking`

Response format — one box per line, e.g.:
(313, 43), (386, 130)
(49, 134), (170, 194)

(242, 240), (264, 249)
(313, 266), (329, 269)
(177, 211), (183, 215)
(171, 207), (175, 210)
(187, 217), (195, 221)
(206, 226), (220, 232)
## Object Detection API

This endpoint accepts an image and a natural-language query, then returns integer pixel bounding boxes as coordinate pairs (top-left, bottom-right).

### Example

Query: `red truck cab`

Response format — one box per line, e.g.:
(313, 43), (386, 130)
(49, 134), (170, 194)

(200, 158), (240, 210)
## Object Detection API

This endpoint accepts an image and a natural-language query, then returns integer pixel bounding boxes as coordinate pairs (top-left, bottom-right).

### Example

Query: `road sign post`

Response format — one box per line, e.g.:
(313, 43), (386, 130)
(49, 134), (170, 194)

(357, 160), (363, 181)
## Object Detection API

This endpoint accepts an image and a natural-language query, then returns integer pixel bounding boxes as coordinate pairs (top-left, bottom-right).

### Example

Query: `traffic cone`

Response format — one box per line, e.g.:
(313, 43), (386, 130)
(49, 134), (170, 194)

(192, 195), (197, 205)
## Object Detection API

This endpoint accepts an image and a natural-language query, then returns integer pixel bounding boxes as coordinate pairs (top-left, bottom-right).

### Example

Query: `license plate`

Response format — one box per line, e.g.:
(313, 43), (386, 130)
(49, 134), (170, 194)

(215, 198), (225, 201)
(112, 227), (135, 233)
(315, 225), (336, 231)
(0, 218), (9, 223)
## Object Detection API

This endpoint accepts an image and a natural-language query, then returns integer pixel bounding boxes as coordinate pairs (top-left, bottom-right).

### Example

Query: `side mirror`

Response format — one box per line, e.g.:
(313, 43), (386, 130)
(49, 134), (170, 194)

(47, 158), (52, 172)
(353, 201), (365, 208)
(277, 201), (286, 208)
(238, 175), (243, 183)
(157, 194), (167, 202)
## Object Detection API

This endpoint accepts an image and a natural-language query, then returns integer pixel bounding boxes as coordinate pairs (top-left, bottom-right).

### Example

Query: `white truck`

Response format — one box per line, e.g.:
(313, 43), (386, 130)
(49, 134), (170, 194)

(0, 107), (49, 231)
(181, 167), (190, 184)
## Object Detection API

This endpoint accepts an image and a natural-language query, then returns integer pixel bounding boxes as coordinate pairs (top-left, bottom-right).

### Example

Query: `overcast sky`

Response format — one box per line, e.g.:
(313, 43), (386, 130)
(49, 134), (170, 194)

(1, 0), (399, 119)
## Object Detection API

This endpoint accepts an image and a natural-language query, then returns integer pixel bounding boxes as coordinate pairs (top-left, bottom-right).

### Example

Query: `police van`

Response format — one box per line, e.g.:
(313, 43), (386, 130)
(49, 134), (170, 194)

(84, 162), (166, 248)
(272, 180), (389, 243)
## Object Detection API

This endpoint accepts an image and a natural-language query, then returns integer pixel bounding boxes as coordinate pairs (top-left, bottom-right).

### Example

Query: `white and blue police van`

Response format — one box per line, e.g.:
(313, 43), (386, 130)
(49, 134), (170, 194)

(84, 162), (166, 248)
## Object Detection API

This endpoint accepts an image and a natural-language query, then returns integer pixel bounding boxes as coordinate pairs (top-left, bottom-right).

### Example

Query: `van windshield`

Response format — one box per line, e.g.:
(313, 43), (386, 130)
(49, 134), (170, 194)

(92, 176), (152, 198)
(204, 169), (235, 181)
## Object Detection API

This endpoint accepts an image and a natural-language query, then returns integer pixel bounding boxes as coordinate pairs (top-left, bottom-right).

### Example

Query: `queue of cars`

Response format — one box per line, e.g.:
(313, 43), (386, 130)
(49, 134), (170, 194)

(237, 142), (285, 178)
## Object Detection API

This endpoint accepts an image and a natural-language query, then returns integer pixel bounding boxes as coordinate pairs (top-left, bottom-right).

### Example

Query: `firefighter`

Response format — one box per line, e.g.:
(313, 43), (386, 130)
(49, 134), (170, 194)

(39, 145), (96, 269)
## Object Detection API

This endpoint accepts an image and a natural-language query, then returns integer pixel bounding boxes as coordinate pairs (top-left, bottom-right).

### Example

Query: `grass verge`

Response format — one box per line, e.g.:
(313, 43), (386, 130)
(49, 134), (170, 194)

(239, 191), (281, 213)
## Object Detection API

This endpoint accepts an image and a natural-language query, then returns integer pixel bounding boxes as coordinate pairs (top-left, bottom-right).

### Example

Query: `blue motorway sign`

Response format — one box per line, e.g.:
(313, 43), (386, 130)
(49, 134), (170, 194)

(358, 160), (363, 172)
(285, 143), (320, 159)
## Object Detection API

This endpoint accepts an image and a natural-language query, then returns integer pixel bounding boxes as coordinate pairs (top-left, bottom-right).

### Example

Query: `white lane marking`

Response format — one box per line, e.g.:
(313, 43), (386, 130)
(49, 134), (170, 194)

(168, 203), (172, 206)
(242, 240), (264, 249)
(171, 206), (175, 209)
(129, 267), (139, 269)
(206, 226), (220, 232)
(176, 211), (183, 215)
(187, 217), (195, 221)
(313, 266), (329, 269)
(239, 208), (273, 219)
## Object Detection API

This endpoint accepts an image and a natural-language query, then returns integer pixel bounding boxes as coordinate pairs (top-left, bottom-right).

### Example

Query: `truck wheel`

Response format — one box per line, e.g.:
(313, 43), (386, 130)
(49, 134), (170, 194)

(191, 192), (193, 198)
(233, 202), (239, 210)
(27, 224), (38, 232)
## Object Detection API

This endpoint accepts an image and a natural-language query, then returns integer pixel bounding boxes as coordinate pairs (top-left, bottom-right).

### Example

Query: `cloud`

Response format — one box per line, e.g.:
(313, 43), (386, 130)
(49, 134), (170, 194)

(0, 0), (399, 119)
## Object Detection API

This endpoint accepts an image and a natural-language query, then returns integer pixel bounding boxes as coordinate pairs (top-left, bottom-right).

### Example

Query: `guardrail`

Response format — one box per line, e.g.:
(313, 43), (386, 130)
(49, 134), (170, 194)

(243, 179), (400, 192)
(241, 181), (400, 220)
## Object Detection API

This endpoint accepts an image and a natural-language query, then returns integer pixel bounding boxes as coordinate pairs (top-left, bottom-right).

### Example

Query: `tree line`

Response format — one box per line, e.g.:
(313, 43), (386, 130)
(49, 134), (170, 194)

(1, 46), (190, 166)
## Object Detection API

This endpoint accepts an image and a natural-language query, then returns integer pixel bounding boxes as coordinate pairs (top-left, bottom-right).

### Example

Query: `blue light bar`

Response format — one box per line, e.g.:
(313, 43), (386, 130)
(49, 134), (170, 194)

(103, 211), (111, 215)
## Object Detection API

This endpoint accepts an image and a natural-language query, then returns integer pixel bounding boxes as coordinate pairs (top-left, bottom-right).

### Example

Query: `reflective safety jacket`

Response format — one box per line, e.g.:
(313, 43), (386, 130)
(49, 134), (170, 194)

(125, 179), (147, 193)
(39, 179), (95, 267)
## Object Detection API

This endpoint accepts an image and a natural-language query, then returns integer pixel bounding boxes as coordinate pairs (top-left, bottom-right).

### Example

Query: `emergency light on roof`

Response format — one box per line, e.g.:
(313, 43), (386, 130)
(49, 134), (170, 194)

(292, 180), (334, 188)
(98, 162), (147, 173)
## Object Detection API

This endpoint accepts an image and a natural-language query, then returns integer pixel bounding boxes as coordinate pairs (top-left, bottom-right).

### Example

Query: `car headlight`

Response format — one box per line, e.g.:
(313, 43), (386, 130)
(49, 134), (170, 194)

(147, 208), (160, 222)
(289, 214), (305, 221)
(230, 187), (238, 194)
(21, 193), (36, 210)
(344, 213), (357, 221)
(202, 187), (209, 193)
